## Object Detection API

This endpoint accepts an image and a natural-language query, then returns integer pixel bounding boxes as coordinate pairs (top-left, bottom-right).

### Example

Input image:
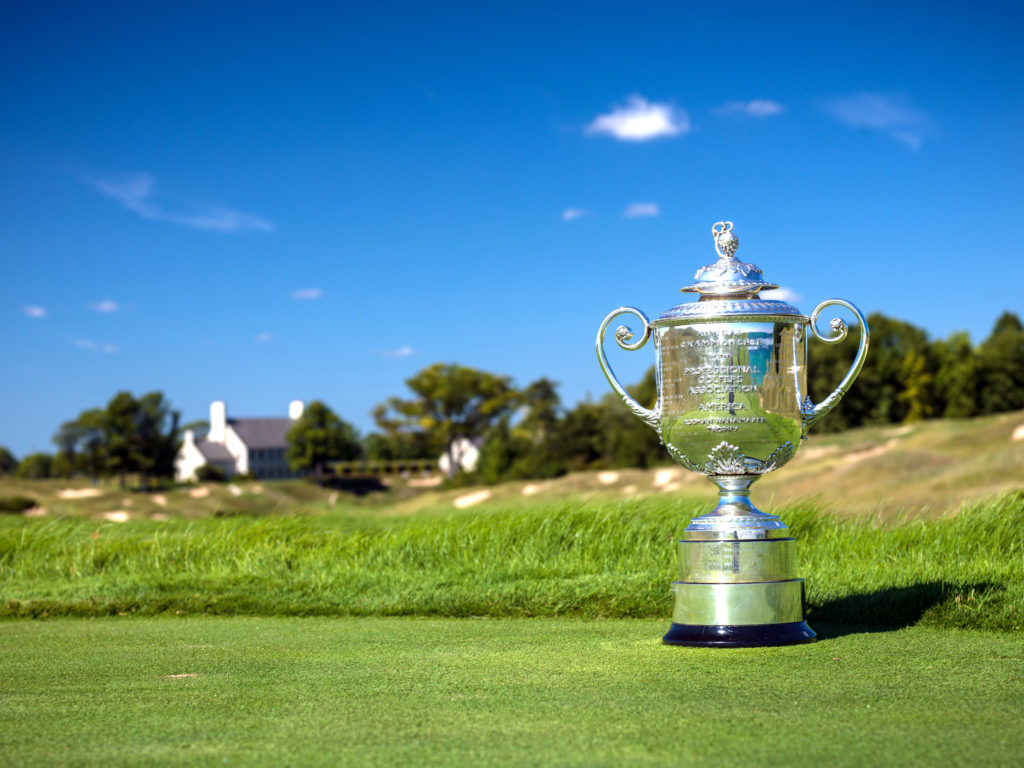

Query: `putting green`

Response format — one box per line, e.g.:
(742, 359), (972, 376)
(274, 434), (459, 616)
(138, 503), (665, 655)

(2, 617), (1022, 766)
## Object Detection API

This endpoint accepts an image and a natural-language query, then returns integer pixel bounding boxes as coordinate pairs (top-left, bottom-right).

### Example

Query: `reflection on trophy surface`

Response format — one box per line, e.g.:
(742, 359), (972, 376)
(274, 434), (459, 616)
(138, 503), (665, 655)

(597, 221), (870, 647)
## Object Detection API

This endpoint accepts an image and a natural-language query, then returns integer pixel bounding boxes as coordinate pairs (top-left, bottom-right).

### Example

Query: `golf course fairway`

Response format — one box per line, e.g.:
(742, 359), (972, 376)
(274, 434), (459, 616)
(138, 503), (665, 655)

(2, 617), (1022, 767)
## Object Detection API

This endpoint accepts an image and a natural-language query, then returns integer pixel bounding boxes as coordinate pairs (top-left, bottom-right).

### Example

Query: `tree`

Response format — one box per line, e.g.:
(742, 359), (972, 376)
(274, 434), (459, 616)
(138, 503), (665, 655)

(976, 312), (1024, 415)
(52, 408), (109, 480)
(15, 452), (53, 479)
(52, 418), (82, 477)
(898, 348), (934, 422)
(135, 392), (181, 490)
(554, 400), (606, 471)
(364, 417), (440, 462)
(474, 378), (572, 483)
(286, 400), (362, 482)
(807, 313), (938, 432)
(74, 409), (107, 481)
(104, 392), (141, 489)
(932, 331), (980, 418)
(102, 391), (180, 489)
(0, 447), (19, 476)
(373, 363), (519, 477)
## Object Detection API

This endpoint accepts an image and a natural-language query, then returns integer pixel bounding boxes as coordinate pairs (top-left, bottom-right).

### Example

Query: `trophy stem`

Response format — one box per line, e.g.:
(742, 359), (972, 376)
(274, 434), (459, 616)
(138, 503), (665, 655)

(709, 475), (764, 517)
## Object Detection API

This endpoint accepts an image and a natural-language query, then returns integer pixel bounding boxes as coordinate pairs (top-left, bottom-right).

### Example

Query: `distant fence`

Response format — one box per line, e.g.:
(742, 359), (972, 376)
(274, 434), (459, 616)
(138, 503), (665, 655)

(334, 459), (438, 477)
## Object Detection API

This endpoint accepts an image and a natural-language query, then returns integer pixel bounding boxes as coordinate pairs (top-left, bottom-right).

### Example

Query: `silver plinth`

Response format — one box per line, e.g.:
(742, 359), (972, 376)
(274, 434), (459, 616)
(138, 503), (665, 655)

(597, 221), (869, 647)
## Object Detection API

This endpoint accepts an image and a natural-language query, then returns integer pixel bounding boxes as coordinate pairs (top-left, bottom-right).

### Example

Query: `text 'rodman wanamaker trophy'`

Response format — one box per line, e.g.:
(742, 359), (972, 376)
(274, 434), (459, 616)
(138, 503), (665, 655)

(597, 221), (869, 647)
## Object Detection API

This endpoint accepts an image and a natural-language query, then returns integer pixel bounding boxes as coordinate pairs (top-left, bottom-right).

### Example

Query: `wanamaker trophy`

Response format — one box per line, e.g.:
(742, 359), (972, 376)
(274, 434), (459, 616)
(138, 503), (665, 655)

(597, 221), (870, 647)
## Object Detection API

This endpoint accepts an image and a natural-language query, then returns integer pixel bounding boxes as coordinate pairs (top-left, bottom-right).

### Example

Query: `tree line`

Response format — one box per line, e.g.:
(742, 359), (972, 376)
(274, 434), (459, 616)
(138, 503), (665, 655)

(2, 311), (1021, 485)
(4, 392), (180, 488)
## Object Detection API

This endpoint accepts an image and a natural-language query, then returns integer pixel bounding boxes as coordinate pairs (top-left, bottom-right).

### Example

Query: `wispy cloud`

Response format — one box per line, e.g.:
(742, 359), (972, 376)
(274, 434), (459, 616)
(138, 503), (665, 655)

(21, 305), (47, 319)
(256, 332), (274, 343)
(74, 338), (118, 354)
(561, 208), (590, 221)
(825, 93), (930, 151)
(623, 202), (660, 218)
(93, 172), (275, 232)
(290, 288), (323, 300)
(761, 287), (802, 303)
(715, 99), (784, 117)
(88, 299), (119, 313)
(586, 95), (689, 141)
(382, 346), (416, 359)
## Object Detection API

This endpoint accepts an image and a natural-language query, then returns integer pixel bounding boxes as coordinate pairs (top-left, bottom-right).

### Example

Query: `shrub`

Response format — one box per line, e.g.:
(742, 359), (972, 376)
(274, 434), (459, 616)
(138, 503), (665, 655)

(196, 465), (227, 483)
(0, 496), (38, 514)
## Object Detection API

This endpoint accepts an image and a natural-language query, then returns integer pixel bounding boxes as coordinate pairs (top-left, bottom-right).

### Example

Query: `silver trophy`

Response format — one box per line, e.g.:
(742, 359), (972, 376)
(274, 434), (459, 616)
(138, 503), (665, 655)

(597, 221), (869, 647)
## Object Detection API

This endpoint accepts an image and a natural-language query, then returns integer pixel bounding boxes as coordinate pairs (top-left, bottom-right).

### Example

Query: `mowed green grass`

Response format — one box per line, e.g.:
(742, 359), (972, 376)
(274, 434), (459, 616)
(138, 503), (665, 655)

(2, 617), (1023, 767)
(1, 494), (1022, 630)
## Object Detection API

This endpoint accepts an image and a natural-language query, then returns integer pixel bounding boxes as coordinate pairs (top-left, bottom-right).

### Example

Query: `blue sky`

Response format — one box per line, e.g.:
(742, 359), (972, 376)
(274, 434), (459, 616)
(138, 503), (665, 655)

(2, 1), (1022, 457)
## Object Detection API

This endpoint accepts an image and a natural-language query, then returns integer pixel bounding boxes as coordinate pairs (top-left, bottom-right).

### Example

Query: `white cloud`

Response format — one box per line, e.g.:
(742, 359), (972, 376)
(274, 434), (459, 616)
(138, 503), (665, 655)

(623, 202), (660, 218)
(382, 346), (416, 359)
(715, 99), (784, 117)
(21, 305), (46, 319)
(290, 288), (323, 300)
(88, 299), (119, 313)
(825, 93), (930, 151)
(586, 95), (689, 141)
(73, 338), (118, 354)
(561, 208), (590, 221)
(93, 172), (275, 232)
(761, 287), (802, 304)
(256, 332), (274, 343)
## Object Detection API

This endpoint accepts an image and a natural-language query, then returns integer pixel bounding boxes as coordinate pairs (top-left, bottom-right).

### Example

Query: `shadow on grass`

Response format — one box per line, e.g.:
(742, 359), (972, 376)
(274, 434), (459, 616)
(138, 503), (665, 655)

(808, 581), (996, 639)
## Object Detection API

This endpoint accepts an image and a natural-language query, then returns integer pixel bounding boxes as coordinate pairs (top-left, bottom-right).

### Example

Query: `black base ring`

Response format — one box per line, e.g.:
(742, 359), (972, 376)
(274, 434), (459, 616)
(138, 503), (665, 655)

(662, 621), (817, 648)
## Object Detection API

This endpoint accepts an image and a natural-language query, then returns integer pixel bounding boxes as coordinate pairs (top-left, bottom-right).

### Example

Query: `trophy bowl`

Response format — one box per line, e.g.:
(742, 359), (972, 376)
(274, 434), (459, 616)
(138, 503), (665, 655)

(597, 221), (869, 647)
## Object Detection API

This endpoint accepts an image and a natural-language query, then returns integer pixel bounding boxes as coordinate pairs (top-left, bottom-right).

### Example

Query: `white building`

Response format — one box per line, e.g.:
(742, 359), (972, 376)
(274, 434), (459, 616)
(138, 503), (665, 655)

(175, 400), (305, 482)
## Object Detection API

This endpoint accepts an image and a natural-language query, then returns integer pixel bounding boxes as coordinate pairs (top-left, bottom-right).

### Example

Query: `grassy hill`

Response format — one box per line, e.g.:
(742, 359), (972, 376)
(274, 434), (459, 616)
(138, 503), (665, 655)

(2, 410), (1022, 521)
(377, 410), (1024, 518)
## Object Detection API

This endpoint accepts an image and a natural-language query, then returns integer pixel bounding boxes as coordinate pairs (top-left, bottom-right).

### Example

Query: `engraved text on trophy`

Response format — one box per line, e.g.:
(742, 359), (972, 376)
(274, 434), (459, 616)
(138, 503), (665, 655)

(657, 322), (805, 468)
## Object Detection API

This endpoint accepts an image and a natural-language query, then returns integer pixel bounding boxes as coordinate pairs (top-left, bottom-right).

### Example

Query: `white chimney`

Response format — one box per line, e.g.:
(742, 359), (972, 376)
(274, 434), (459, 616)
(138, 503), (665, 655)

(209, 400), (227, 443)
(289, 400), (305, 420)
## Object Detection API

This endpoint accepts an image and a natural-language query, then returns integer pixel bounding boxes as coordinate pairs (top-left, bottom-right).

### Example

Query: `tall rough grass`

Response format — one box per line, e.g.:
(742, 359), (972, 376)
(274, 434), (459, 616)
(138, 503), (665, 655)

(1, 493), (1021, 629)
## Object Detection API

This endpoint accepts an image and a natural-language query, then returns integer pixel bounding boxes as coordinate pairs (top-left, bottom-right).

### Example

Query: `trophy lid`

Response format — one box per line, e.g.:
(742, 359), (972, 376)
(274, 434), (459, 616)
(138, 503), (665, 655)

(654, 221), (806, 323)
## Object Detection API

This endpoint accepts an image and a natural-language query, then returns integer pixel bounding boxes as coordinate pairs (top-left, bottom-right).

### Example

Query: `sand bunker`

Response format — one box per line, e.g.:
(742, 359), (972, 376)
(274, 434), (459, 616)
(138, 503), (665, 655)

(23, 506), (47, 517)
(228, 485), (242, 496)
(453, 489), (491, 509)
(188, 487), (210, 498)
(57, 488), (102, 500)
(652, 468), (680, 487)
(521, 484), (540, 496)
(408, 476), (442, 488)
(101, 511), (130, 523)
(597, 471), (619, 485)
(1012, 424), (1024, 442)
(151, 494), (167, 507)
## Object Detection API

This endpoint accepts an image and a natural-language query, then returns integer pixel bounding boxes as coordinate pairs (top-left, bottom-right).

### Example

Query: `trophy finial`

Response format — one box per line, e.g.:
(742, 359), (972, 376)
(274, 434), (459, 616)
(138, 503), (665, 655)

(712, 221), (739, 259)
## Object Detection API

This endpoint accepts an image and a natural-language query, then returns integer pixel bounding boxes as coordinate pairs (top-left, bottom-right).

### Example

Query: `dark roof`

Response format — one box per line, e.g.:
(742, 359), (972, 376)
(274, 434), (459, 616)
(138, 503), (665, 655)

(196, 440), (234, 463)
(228, 418), (292, 449)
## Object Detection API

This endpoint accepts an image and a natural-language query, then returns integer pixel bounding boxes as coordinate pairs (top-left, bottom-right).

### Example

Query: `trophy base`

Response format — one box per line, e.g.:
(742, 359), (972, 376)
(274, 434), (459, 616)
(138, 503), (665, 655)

(662, 621), (816, 648)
